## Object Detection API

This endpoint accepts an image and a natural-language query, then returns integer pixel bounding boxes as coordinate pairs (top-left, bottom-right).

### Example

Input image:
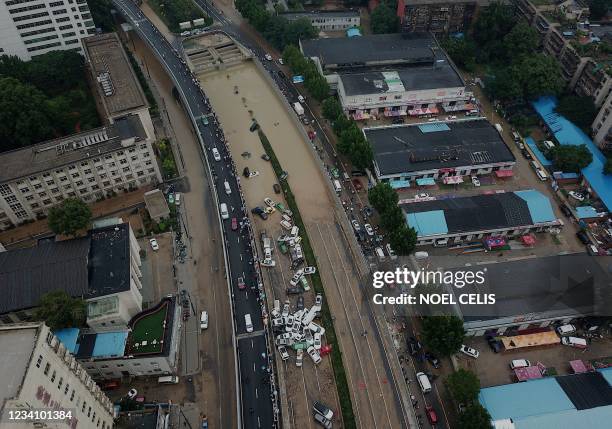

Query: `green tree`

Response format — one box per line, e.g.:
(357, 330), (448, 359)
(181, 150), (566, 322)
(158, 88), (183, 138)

(503, 22), (539, 60)
(550, 145), (593, 172)
(349, 138), (373, 170)
(556, 95), (598, 131)
(89, 0), (115, 31)
(472, 1), (516, 61)
(0, 77), (55, 151)
(516, 54), (564, 100)
(0, 54), (29, 82)
(368, 182), (398, 214)
(26, 51), (86, 97)
(422, 315), (465, 356)
(322, 97), (344, 121)
(380, 207), (405, 231)
(47, 198), (92, 237)
(488, 67), (522, 102)
(338, 122), (362, 154)
(604, 158), (612, 175)
(371, 1), (399, 34)
(457, 403), (492, 429)
(388, 224), (417, 255)
(441, 37), (477, 71)
(446, 369), (481, 404)
(34, 291), (86, 330)
(589, 0), (610, 20)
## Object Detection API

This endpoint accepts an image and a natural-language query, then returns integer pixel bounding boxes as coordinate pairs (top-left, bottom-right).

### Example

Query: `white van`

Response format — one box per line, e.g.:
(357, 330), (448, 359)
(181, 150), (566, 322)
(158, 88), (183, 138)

(175, 193), (181, 206)
(510, 359), (531, 369)
(212, 147), (221, 161)
(556, 324), (576, 336)
(343, 172), (350, 182)
(416, 372), (432, 393)
(220, 203), (229, 219)
(385, 243), (398, 260)
(333, 179), (342, 195)
(224, 180), (231, 195)
(536, 169), (548, 181)
(158, 376), (179, 384)
(415, 251), (429, 260)
(200, 311), (208, 330)
(272, 299), (281, 318)
(244, 314), (253, 333)
(561, 336), (587, 348)
(543, 140), (555, 150)
(433, 238), (449, 247)
(375, 247), (386, 262)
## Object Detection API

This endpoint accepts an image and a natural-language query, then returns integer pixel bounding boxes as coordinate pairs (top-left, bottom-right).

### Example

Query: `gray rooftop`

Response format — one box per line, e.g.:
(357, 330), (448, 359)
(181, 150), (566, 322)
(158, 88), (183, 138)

(301, 33), (439, 70)
(281, 9), (360, 20)
(365, 119), (515, 177)
(452, 254), (612, 322)
(0, 325), (37, 405)
(0, 115), (146, 184)
(87, 223), (132, 299)
(82, 33), (148, 117)
(0, 238), (91, 314)
(339, 62), (463, 96)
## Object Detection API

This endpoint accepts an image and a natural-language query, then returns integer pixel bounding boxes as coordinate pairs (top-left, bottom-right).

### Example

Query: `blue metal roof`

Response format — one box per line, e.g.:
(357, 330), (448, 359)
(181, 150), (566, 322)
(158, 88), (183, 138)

(600, 367), (612, 386)
(346, 28), (361, 37)
(525, 137), (552, 166)
(532, 97), (612, 212)
(575, 205), (599, 219)
(406, 210), (448, 237)
(514, 190), (556, 223)
(54, 328), (80, 354)
(417, 123), (451, 133)
(416, 178), (436, 186)
(515, 406), (612, 429)
(91, 331), (128, 358)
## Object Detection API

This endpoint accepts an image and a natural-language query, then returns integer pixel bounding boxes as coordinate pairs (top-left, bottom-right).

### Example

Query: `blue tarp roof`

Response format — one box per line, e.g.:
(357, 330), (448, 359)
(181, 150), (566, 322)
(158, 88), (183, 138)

(515, 189), (557, 223)
(416, 178), (436, 186)
(601, 367), (612, 386)
(525, 137), (552, 166)
(532, 96), (612, 212)
(91, 331), (128, 358)
(575, 205), (599, 219)
(406, 210), (448, 237)
(346, 28), (361, 37)
(390, 179), (410, 189)
(54, 328), (80, 354)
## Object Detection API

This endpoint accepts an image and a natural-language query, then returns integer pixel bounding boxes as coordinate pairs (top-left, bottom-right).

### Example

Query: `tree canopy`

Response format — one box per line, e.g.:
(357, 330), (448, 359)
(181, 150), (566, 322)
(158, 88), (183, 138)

(550, 145), (593, 173)
(47, 198), (92, 237)
(322, 97), (344, 121)
(388, 224), (417, 256)
(422, 315), (466, 356)
(588, 0), (611, 20)
(503, 22), (539, 60)
(368, 182), (398, 214)
(441, 37), (477, 71)
(472, 1), (516, 62)
(34, 290), (86, 330)
(556, 95), (598, 131)
(371, 1), (399, 34)
(457, 403), (493, 429)
(446, 369), (481, 405)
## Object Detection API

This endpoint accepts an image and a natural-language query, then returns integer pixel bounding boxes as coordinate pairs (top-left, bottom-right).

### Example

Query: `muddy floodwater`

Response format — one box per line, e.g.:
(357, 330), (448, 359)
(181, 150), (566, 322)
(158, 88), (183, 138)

(198, 61), (334, 223)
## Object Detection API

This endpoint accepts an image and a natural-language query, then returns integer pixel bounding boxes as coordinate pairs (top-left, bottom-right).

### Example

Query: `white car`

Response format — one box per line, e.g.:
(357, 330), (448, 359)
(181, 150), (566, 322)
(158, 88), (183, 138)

(568, 191), (585, 201)
(212, 147), (221, 161)
(296, 349), (303, 367)
(289, 271), (304, 286)
(415, 193), (430, 199)
(280, 220), (292, 230)
(200, 311), (208, 330)
(307, 346), (322, 365)
(248, 171), (260, 178)
(297, 95), (305, 103)
(314, 332), (322, 350)
(281, 301), (290, 318)
(180, 31), (191, 37)
(149, 238), (159, 251)
(278, 58), (284, 65)
(314, 294), (323, 308)
(459, 344), (479, 359)
(471, 176), (481, 187)
(264, 197), (276, 208)
(303, 266), (316, 275)
(364, 223), (374, 236)
(272, 317), (284, 327)
(127, 388), (138, 399)
(264, 53), (272, 61)
(351, 220), (361, 232)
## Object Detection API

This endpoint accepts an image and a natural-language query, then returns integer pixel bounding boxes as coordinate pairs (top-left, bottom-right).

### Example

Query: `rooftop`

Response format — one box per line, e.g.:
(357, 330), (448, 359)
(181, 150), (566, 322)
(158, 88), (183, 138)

(479, 369), (612, 429)
(451, 253), (611, 323)
(126, 299), (171, 355)
(532, 96), (612, 212)
(0, 115), (147, 184)
(75, 331), (128, 359)
(365, 119), (514, 177)
(403, 190), (558, 237)
(0, 325), (38, 405)
(87, 223), (132, 299)
(339, 63), (463, 96)
(301, 33), (441, 70)
(0, 238), (91, 314)
(82, 33), (148, 117)
(280, 9), (360, 20)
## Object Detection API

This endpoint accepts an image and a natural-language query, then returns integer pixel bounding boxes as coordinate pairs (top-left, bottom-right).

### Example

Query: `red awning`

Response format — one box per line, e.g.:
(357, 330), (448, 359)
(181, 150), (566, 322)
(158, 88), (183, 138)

(408, 107), (439, 116)
(495, 169), (514, 178)
(443, 176), (464, 184)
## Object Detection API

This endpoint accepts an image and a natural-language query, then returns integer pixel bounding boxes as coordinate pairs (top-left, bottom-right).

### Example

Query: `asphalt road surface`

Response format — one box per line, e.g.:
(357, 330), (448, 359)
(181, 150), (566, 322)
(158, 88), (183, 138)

(112, 1), (276, 427)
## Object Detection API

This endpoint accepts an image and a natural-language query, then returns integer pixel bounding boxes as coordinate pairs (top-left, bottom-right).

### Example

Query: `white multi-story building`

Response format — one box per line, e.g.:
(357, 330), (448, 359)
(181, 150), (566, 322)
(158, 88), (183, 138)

(0, 322), (114, 429)
(0, 115), (161, 229)
(280, 10), (360, 32)
(0, 0), (96, 60)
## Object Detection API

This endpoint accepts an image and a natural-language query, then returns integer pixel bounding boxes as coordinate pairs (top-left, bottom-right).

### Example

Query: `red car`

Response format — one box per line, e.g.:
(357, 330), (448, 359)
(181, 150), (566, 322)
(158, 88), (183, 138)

(237, 277), (246, 290)
(425, 405), (438, 424)
(231, 217), (238, 231)
(352, 178), (363, 191)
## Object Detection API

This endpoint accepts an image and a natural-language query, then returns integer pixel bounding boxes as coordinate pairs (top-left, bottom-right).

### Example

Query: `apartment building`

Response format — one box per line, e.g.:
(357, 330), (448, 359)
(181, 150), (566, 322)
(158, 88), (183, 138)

(592, 91), (612, 150)
(396, 0), (479, 35)
(280, 10), (360, 32)
(0, 0), (96, 61)
(0, 222), (144, 331)
(0, 322), (114, 429)
(0, 115), (161, 229)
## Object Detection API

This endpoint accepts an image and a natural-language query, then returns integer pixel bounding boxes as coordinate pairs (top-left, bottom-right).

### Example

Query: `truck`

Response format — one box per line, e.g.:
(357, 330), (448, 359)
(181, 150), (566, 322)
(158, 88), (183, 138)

(293, 102), (304, 116)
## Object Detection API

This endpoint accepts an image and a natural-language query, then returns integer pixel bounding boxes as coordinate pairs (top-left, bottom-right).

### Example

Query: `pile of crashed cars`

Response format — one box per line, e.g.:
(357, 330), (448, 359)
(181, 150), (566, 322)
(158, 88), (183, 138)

(272, 294), (326, 367)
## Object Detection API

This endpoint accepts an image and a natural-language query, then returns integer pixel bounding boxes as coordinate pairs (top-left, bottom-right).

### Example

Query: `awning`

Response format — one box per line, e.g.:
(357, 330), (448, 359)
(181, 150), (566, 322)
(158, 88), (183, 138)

(514, 366), (543, 382)
(495, 169), (514, 178)
(408, 107), (439, 116)
(416, 178), (436, 186)
(484, 236), (506, 249)
(569, 359), (593, 373)
(443, 176), (463, 184)
(390, 179), (410, 189)
(383, 110), (407, 117)
(521, 234), (536, 246)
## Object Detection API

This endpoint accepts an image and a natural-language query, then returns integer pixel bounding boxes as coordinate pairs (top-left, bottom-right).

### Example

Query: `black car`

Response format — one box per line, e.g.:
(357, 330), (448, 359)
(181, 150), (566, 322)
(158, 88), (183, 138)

(243, 166), (250, 177)
(297, 295), (305, 311)
(425, 352), (440, 369)
(408, 337), (422, 356)
(559, 204), (572, 217)
(286, 287), (302, 295)
(392, 117), (404, 124)
(521, 149), (532, 160)
(251, 206), (268, 220)
(486, 336), (503, 353)
(576, 230), (590, 245)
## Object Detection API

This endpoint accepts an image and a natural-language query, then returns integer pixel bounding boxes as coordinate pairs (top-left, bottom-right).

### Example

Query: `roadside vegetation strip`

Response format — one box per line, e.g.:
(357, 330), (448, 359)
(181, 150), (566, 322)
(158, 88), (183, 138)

(257, 130), (357, 429)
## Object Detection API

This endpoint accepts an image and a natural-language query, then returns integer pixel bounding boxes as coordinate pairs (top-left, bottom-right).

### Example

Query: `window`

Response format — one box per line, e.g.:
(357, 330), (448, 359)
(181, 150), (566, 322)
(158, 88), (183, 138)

(75, 181), (83, 186)
(34, 184), (42, 190)
(64, 384), (69, 395)
(38, 192), (46, 197)
(71, 173), (79, 178)
(84, 169), (91, 174)
(44, 363), (50, 375)
(50, 370), (56, 382)
(36, 355), (43, 368)
(87, 407), (91, 417)
(122, 167), (130, 172)
(60, 177), (68, 182)
(82, 402), (86, 413)
(88, 177), (95, 183)
(70, 390), (75, 401)
(58, 377), (63, 389)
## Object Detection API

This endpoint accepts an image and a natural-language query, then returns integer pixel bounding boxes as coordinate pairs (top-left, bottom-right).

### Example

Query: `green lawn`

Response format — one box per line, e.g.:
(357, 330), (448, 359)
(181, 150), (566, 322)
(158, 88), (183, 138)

(128, 302), (168, 354)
